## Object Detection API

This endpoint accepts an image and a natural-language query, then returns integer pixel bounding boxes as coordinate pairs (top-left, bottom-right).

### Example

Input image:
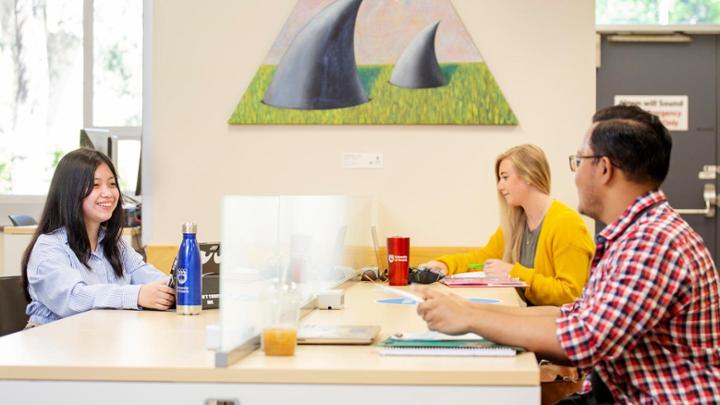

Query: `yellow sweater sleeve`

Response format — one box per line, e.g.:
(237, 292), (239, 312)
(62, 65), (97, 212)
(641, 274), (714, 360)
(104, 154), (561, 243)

(510, 203), (594, 306)
(436, 227), (505, 275)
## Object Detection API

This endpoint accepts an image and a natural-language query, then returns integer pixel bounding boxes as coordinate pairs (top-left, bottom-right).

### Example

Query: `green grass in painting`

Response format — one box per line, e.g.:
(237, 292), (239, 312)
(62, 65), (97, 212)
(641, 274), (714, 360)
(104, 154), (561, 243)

(228, 63), (518, 125)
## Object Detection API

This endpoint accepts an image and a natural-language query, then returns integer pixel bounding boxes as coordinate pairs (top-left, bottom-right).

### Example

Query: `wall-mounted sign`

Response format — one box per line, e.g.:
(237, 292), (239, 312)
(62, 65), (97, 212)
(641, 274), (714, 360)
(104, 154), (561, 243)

(614, 95), (688, 131)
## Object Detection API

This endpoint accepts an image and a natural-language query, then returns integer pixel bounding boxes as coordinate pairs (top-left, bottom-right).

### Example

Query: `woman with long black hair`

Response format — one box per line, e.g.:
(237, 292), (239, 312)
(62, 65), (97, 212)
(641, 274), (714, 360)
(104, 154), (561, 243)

(22, 148), (174, 327)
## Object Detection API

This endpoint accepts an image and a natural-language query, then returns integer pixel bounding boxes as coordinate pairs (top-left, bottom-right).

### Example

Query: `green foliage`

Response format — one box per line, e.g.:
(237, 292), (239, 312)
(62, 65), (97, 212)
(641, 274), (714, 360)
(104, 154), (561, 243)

(50, 148), (64, 168)
(597, 0), (720, 24)
(228, 63), (517, 125)
(104, 43), (131, 82)
(0, 160), (10, 193)
(671, 0), (720, 23)
(0, 145), (13, 193)
(41, 148), (66, 187)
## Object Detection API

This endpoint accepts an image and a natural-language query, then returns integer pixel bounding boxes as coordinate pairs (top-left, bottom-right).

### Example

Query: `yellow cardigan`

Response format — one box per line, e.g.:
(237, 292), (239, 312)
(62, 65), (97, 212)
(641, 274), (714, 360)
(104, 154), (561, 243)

(437, 200), (594, 306)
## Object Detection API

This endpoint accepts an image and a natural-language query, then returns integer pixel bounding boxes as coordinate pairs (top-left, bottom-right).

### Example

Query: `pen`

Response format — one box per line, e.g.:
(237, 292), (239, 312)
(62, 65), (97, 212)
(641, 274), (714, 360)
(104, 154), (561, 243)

(375, 284), (425, 303)
(467, 263), (484, 270)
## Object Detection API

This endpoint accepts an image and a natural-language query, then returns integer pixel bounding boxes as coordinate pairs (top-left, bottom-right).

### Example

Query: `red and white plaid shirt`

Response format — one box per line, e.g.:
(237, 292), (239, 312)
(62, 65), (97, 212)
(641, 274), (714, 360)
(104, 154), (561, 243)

(557, 190), (720, 404)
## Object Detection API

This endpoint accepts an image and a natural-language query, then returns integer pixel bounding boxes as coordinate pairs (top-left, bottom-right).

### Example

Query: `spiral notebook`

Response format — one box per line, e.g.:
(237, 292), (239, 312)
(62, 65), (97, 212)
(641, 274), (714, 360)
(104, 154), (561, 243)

(379, 346), (516, 357)
(441, 277), (528, 288)
(378, 331), (517, 357)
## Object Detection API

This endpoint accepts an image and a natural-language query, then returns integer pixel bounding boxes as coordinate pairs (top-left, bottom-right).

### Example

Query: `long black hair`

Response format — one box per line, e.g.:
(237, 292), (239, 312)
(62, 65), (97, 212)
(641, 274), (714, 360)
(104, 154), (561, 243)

(21, 148), (126, 301)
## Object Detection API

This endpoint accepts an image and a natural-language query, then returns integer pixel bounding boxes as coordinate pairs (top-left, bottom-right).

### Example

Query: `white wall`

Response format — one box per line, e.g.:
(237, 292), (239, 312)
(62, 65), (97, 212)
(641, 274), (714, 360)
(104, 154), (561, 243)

(145, 0), (596, 246)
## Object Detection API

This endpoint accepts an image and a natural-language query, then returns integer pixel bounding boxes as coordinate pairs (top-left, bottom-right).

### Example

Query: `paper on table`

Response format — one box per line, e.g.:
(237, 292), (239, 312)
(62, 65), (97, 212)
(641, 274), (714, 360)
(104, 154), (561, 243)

(374, 284), (425, 303)
(449, 271), (487, 279)
(442, 277), (528, 287)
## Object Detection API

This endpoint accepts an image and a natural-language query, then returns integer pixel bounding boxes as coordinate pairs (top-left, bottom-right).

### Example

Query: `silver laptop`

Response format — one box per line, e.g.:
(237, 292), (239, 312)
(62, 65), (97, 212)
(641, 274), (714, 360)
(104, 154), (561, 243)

(297, 324), (380, 345)
(369, 225), (390, 281)
(371, 226), (385, 274)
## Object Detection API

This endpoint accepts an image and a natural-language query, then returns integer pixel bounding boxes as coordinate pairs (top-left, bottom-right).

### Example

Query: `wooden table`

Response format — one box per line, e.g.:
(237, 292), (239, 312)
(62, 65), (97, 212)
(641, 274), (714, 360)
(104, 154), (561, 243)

(0, 282), (539, 405)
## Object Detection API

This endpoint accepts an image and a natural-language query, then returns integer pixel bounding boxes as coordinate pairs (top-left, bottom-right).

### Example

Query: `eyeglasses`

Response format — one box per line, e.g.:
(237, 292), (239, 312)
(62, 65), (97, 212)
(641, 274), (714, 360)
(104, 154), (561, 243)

(568, 154), (602, 172)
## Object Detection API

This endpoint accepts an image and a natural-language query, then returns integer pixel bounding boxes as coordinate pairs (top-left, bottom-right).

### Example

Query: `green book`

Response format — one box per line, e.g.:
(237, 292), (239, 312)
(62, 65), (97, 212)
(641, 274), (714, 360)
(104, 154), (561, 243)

(377, 331), (522, 352)
(379, 337), (496, 348)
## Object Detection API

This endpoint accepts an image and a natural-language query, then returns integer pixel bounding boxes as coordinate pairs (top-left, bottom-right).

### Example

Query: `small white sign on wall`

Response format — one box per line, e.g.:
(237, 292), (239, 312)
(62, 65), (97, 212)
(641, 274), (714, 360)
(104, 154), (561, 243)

(613, 95), (688, 131)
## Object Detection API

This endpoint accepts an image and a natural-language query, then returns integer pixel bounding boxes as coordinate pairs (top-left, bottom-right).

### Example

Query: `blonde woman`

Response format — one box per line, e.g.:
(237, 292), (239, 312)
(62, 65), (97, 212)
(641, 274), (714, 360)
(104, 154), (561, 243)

(421, 144), (593, 306)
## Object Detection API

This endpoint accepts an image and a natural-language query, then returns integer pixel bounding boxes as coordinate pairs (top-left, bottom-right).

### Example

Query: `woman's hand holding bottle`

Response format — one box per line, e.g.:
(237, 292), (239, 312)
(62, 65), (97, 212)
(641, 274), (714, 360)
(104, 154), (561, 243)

(139, 280), (175, 310)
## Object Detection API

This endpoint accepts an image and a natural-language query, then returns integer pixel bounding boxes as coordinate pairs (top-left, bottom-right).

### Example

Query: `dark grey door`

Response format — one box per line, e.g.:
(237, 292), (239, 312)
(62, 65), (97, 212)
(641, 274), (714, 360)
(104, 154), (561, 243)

(597, 33), (719, 261)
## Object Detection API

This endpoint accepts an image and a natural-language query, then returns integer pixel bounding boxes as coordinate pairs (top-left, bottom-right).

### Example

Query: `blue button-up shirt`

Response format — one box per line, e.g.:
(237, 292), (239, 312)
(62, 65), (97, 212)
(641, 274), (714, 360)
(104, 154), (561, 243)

(26, 227), (166, 325)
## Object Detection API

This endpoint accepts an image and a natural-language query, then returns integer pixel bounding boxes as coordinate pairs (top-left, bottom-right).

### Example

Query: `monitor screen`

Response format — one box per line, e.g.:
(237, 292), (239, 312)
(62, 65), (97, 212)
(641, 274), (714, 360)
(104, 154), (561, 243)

(79, 128), (115, 161)
(115, 138), (141, 197)
(80, 128), (141, 197)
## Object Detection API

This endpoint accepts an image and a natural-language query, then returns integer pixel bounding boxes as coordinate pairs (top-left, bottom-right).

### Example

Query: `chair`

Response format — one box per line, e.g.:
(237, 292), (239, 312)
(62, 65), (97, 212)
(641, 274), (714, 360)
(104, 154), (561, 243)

(143, 245), (179, 275)
(8, 214), (37, 226)
(0, 276), (30, 336)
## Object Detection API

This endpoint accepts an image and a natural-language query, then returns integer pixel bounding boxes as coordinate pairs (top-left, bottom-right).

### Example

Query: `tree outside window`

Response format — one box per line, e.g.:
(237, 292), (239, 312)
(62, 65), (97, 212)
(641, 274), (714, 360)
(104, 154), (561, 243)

(0, 0), (141, 195)
(598, 0), (720, 25)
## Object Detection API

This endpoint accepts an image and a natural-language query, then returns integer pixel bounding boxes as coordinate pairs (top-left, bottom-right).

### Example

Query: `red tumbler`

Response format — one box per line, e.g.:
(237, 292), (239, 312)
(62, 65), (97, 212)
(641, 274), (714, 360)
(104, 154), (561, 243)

(387, 236), (410, 286)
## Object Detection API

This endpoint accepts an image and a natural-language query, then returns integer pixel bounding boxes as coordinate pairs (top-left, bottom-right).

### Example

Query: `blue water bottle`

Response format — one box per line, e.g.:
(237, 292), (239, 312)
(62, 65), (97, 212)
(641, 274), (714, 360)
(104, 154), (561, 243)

(176, 222), (202, 315)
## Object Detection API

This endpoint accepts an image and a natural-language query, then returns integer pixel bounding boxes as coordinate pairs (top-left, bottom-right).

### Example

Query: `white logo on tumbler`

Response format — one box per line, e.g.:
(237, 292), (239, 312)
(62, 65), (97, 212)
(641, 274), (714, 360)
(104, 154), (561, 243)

(389, 255), (407, 263)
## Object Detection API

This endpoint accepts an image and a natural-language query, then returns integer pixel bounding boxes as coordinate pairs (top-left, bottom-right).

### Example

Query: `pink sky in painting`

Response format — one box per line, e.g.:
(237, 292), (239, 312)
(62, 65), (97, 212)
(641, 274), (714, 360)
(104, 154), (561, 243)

(265, 0), (483, 65)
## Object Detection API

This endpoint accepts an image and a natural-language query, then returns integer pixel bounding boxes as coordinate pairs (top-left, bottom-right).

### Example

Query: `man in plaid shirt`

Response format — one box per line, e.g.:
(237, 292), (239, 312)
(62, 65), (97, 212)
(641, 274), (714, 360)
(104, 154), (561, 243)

(417, 105), (720, 403)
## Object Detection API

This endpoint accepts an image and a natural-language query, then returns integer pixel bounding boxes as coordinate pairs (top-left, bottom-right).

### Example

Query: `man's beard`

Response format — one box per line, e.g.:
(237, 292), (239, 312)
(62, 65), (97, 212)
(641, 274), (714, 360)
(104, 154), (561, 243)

(578, 184), (602, 222)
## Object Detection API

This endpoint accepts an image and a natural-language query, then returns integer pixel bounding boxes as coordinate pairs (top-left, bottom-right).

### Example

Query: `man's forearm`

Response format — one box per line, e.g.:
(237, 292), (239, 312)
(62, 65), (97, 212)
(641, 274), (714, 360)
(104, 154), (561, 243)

(483, 304), (562, 317)
(466, 304), (570, 363)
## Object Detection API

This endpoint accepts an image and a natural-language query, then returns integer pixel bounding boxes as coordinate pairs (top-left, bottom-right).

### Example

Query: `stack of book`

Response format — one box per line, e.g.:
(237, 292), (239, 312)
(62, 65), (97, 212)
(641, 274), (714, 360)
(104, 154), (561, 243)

(378, 331), (518, 357)
(440, 271), (528, 288)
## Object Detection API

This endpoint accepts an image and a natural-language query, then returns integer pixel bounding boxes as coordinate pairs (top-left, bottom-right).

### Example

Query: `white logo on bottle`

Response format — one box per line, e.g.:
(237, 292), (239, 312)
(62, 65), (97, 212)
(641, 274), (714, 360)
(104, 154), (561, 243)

(388, 255), (395, 263)
(177, 268), (188, 285)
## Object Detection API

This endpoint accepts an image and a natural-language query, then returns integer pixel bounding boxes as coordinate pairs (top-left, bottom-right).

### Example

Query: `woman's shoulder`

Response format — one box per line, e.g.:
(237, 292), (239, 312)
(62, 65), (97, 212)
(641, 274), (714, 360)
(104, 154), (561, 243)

(36, 227), (68, 245)
(548, 199), (583, 220)
(28, 228), (71, 264)
(544, 200), (593, 244)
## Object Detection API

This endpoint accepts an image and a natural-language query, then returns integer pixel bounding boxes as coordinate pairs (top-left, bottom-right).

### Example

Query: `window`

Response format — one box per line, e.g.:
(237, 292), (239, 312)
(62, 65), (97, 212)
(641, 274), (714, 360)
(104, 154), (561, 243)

(0, 0), (141, 195)
(597, 0), (720, 25)
(93, 0), (142, 127)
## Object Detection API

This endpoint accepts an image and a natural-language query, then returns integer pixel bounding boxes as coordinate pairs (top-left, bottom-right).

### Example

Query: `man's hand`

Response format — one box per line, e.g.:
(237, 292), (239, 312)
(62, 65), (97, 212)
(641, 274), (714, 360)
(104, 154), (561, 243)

(415, 288), (569, 363)
(484, 259), (513, 278)
(138, 280), (175, 310)
(418, 260), (449, 276)
(416, 288), (473, 335)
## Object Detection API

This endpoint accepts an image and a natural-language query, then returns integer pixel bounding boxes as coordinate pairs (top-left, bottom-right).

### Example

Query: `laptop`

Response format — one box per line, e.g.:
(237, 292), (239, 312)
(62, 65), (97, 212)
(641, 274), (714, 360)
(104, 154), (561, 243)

(371, 225), (388, 279)
(168, 242), (221, 309)
(297, 324), (381, 345)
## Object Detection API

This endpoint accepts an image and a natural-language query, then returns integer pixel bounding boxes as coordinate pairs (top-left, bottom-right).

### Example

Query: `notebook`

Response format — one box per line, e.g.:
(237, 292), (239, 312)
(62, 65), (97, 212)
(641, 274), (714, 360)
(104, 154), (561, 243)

(379, 346), (517, 357)
(297, 324), (380, 345)
(441, 277), (528, 288)
(378, 331), (517, 357)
